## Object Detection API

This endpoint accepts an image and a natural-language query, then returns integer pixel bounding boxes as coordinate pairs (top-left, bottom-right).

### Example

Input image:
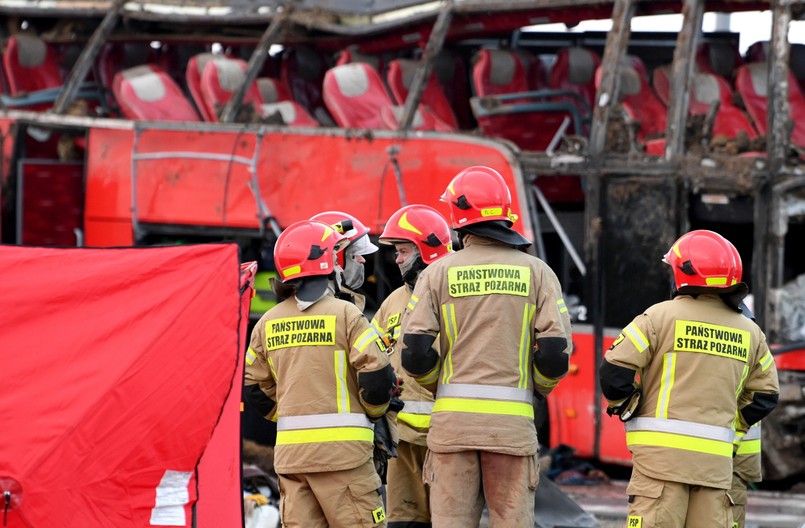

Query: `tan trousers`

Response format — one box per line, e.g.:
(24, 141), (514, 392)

(728, 473), (748, 528)
(626, 466), (733, 528)
(423, 450), (538, 528)
(387, 440), (430, 526)
(278, 458), (387, 527)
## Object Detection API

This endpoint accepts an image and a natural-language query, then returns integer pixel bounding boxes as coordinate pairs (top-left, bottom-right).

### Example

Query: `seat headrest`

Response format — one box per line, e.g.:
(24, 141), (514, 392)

(333, 64), (371, 97)
(122, 65), (166, 102)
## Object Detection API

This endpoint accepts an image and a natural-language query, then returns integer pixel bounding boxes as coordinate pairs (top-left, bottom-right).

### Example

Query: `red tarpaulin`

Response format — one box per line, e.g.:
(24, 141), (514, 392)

(0, 244), (252, 528)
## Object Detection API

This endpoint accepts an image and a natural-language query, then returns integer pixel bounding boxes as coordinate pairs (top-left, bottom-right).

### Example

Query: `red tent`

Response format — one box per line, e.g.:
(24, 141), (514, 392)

(0, 244), (253, 528)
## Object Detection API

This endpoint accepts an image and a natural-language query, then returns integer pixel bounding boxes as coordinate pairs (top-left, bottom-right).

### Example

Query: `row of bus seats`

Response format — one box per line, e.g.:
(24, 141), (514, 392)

(2, 33), (804, 148)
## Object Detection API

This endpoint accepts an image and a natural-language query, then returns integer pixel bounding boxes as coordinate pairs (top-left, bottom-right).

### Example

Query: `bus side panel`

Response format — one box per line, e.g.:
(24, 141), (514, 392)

(86, 127), (526, 239)
(86, 128), (135, 246)
(254, 131), (526, 234)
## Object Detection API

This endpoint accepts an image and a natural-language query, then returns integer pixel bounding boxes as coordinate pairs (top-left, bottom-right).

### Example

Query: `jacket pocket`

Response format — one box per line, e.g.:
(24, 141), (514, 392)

(347, 471), (384, 527)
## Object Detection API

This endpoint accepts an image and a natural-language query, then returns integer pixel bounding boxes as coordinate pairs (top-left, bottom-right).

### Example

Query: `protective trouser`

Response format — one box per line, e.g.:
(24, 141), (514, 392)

(728, 473), (748, 528)
(626, 466), (733, 528)
(278, 458), (387, 527)
(423, 450), (538, 528)
(387, 440), (430, 527)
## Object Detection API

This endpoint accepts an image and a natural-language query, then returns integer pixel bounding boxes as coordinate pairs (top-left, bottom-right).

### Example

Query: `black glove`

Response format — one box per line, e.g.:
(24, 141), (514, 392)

(388, 397), (405, 413)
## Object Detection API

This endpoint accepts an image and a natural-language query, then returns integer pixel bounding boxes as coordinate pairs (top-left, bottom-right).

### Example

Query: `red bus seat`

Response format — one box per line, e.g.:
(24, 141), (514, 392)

(335, 48), (384, 73)
(256, 77), (292, 103)
(3, 34), (62, 95)
(199, 56), (263, 122)
(186, 52), (226, 120)
(113, 64), (200, 121)
(549, 46), (600, 120)
(386, 58), (458, 129)
(735, 61), (805, 147)
(256, 77), (318, 126)
(323, 62), (395, 129)
(689, 72), (757, 139)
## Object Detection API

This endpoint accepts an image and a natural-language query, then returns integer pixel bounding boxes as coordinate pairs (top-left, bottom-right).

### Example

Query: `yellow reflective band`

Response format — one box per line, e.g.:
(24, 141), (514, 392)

(624, 322), (649, 353)
(441, 304), (457, 384)
(281, 265), (301, 279)
(532, 365), (559, 389)
(447, 265), (530, 298)
(276, 427), (374, 445)
(321, 224), (334, 241)
(674, 320), (749, 362)
(334, 350), (349, 413)
(245, 347), (257, 366)
(518, 303), (536, 389)
(627, 516), (643, 528)
(398, 212), (423, 235)
(556, 298), (568, 314)
(355, 327), (383, 353)
(626, 431), (732, 457)
(415, 364), (440, 386)
(655, 352), (676, 419)
(407, 294), (419, 312)
(705, 276), (728, 286)
(266, 316), (336, 351)
(433, 397), (535, 418)
(736, 439), (761, 455)
(759, 351), (774, 371)
(480, 207), (503, 217)
(267, 356), (278, 379)
(733, 430), (746, 444)
(736, 363), (750, 398)
(362, 400), (388, 419)
(397, 412), (431, 429)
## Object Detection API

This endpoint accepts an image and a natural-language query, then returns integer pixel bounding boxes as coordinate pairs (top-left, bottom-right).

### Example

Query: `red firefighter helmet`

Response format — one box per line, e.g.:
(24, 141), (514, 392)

(663, 230), (740, 289)
(379, 205), (453, 264)
(439, 166), (518, 229)
(274, 220), (347, 282)
(726, 239), (743, 283)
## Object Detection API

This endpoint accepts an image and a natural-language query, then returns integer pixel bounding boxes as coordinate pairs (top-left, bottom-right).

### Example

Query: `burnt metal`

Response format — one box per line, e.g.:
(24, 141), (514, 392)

(52, 0), (126, 115)
(397, 0), (454, 132)
(220, 6), (291, 124)
(665, 0), (703, 159)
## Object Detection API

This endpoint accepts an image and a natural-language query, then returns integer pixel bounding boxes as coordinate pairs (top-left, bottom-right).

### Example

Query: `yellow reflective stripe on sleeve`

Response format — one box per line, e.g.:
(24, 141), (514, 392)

(759, 350), (774, 371)
(334, 350), (350, 413)
(736, 363), (750, 399)
(370, 318), (384, 337)
(432, 397), (535, 418)
(655, 353), (676, 419)
(267, 356), (278, 379)
(362, 400), (388, 419)
(245, 346), (258, 366)
(414, 364), (440, 386)
(518, 303), (536, 389)
(626, 431), (732, 457)
(441, 303), (457, 384)
(624, 322), (649, 353)
(276, 427), (374, 445)
(355, 327), (383, 353)
(397, 412), (431, 429)
(556, 298), (568, 314)
(532, 364), (560, 390)
(407, 294), (419, 312)
(736, 438), (761, 455)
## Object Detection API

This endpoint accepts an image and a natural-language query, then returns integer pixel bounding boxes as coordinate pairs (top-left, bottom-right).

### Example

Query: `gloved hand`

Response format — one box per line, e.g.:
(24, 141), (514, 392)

(606, 384), (641, 422)
(391, 373), (405, 398)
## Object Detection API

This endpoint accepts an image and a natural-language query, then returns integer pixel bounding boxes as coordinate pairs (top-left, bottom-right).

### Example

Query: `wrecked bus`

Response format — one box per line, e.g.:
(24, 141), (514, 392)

(0, 0), (803, 484)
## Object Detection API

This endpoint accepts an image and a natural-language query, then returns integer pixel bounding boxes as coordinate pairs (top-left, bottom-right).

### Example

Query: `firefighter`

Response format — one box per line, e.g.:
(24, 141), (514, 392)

(311, 210), (379, 312)
(372, 204), (453, 527)
(400, 166), (572, 527)
(599, 229), (780, 528)
(243, 219), (397, 527)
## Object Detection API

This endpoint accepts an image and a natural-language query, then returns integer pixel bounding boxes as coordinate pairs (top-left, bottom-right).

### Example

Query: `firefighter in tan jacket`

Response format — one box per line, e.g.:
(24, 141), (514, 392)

(599, 229), (779, 528)
(372, 204), (453, 527)
(244, 219), (397, 528)
(401, 166), (573, 528)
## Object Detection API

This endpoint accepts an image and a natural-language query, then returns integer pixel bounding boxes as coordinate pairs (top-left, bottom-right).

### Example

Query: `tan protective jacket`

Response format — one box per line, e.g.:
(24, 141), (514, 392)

(403, 235), (572, 456)
(603, 294), (779, 489)
(244, 293), (391, 474)
(372, 285), (434, 447)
